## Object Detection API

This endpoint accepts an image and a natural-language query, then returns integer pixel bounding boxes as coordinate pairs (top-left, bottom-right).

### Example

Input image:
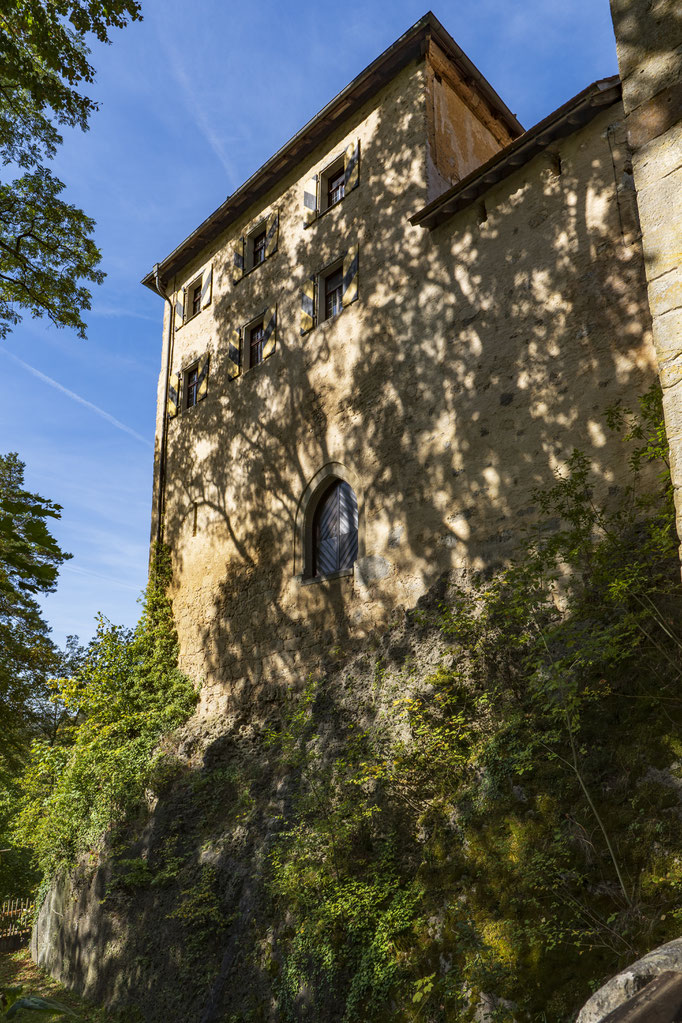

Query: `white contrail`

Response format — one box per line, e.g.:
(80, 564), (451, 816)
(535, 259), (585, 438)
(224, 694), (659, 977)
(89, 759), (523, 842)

(1, 349), (154, 448)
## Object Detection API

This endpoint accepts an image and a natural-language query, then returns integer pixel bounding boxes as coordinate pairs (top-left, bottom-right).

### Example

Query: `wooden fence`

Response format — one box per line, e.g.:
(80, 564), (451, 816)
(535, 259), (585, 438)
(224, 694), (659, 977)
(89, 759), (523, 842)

(0, 898), (34, 952)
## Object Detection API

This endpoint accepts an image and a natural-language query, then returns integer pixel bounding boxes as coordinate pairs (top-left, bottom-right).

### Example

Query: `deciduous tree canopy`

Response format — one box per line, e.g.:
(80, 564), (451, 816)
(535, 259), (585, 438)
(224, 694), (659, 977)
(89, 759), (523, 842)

(0, 1), (142, 339)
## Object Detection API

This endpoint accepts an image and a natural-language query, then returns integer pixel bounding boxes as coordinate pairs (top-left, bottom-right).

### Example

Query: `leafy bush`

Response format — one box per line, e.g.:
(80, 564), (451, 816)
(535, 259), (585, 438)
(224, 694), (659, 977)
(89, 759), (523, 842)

(265, 385), (682, 1021)
(14, 547), (196, 885)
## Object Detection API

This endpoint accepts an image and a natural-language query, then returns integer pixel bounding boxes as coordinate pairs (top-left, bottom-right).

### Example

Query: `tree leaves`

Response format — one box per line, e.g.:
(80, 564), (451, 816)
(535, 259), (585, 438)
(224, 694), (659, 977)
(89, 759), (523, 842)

(0, 0), (141, 339)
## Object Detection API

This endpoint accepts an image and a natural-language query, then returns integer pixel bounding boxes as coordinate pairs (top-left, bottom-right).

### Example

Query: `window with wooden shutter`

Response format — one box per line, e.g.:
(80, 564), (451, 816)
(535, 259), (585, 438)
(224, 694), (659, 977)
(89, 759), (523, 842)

(201, 266), (213, 308)
(167, 371), (181, 418)
(227, 327), (241, 380)
(249, 320), (265, 367)
(313, 480), (358, 577)
(264, 210), (279, 258)
(190, 280), (202, 318)
(252, 230), (266, 267)
(324, 266), (343, 320)
(262, 304), (277, 360)
(233, 237), (245, 283)
(301, 276), (316, 335)
(344, 139), (360, 193)
(196, 353), (209, 401)
(342, 244), (358, 307)
(174, 288), (185, 330)
(303, 175), (318, 227)
(185, 364), (199, 408)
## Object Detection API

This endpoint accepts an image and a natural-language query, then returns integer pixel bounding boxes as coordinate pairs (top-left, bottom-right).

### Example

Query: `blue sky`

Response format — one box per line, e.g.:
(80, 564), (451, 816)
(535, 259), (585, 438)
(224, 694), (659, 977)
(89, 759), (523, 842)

(1, 0), (619, 649)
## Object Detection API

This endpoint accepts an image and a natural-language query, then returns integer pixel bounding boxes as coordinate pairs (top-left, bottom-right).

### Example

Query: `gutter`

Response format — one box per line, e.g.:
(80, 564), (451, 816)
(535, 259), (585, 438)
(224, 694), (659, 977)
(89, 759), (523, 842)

(410, 76), (622, 230)
(151, 263), (174, 556)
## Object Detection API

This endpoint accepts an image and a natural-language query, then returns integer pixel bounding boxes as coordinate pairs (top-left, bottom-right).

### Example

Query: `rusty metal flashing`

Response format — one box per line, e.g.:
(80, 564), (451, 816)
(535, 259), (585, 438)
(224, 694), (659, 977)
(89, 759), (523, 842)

(410, 76), (622, 230)
(141, 12), (523, 293)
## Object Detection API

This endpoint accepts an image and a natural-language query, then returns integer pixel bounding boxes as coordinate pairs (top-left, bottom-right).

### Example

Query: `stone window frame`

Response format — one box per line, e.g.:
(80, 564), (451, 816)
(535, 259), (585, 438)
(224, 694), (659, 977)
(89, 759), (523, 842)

(294, 461), (365, 582)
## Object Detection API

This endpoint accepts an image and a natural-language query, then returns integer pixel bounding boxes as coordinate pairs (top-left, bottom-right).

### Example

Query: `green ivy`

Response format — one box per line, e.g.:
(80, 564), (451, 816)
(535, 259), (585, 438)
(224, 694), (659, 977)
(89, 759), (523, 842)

(13, 546), (197, 886)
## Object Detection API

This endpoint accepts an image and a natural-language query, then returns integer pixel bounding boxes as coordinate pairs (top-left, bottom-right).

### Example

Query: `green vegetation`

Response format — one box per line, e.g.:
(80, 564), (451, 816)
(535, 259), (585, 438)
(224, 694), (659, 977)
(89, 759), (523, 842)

(0, 0), (141, 340)
(0, 452), (71, 901)
(262, 384), (682, 1021)
(4, 387), (681, 1023)
(14, 546), (196, 885)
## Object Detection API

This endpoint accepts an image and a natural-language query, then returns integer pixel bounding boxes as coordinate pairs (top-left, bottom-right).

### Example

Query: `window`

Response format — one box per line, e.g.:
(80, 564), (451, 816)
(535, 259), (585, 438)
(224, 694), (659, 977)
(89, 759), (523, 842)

(191, 280), (202, 318)
(303, 140), (359, 226)
(249, 320), (265, 367)
(324, 265), (343, 320)
(174, 266), (212, 329)
(252, 230), (266, 267)
(233, 211), (279, 282)
(313, 480), (358, 577)
(327, 166), (345, 208)
(300, 246), (359, 335)
(185, 364), (199, 408)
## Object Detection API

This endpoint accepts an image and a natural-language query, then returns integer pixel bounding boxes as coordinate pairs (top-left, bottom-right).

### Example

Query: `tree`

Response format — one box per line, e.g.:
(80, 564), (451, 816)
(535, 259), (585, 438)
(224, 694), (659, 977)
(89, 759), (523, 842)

(0, 1), (142, 340)
(0, 452), (70, 760)
(0, 451), (71, 900)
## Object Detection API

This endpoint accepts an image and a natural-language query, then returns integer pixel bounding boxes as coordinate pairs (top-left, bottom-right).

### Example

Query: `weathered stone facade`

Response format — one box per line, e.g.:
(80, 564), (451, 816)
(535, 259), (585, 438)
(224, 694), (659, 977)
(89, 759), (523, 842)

(144, 13), (656, 717)
(609, 0), (682, 561)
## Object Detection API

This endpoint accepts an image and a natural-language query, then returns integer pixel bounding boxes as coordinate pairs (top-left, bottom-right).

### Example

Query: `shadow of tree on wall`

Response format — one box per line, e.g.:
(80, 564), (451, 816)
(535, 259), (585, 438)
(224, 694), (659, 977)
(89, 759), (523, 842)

(161, 77), (651, 723)
(39, 73), (659, 1022)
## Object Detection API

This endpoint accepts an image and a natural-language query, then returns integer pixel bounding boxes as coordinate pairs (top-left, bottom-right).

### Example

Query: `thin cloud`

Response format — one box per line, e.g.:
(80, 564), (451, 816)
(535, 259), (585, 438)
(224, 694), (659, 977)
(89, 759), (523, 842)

(90, 304), (158, 322)
(154, 20), (239, 184)
(62, 562), (141, 593)
(1, 350), (153, 448)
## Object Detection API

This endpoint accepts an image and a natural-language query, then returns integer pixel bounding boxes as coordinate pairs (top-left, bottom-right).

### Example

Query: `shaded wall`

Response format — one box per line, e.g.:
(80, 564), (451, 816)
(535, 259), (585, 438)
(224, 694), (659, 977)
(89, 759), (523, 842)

(609, 0), (682, 561)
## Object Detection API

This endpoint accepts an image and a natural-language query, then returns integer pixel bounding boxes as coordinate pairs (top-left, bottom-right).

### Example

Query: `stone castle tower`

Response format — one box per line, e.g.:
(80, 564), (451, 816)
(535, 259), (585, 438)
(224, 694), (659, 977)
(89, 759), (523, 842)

(142, 11), (660, 716)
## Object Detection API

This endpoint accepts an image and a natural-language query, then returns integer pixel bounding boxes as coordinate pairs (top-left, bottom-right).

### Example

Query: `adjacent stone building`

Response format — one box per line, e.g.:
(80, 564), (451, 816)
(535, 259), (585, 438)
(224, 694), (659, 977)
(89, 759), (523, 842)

(142, 12), (656, 716)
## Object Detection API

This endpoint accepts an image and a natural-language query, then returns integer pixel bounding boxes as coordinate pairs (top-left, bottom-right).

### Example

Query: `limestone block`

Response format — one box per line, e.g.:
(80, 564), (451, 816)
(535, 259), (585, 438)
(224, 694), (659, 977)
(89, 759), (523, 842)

(648, 269), (682, 318)
(635, 162), (682, 233)
(641, 217), (682, 282)
(667, 425), (682, 487)
(659, 379), (682, 438)
(610, 0), (682, 94)
(659, 353), (682, 389)
(355, 555), (391, 585)
(652, 307), (682, 360)
(576, 938), (682, 1022)
(635, 123), (682, 182)
(623, 54), (682, 114)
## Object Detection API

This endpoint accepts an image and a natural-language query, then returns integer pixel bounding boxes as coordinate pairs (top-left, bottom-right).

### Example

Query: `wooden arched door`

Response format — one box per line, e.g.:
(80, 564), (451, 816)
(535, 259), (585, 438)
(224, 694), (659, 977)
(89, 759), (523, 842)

(312, 480), (358, 577)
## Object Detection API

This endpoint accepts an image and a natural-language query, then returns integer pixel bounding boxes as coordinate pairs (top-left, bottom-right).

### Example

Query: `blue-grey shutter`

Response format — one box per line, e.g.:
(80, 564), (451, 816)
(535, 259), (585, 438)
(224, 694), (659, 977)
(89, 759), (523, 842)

(233, 237), (245, 283)
(262, 304), (277, 360)
(174, 288), (185, 330)
(314, 481), (358, 576)
(197, 353), (209, 401)
(342, 245), (358, 307)
(227, 328), (241, 380)
(300, 276), (316, 334)
(338, 482), (359, 569)
(167, 371), (181, 418)
(201, 266), (212, 309)
(265, 211), (279, 258)
(304, 175), (318, 227)
(344, 139), (359, 192)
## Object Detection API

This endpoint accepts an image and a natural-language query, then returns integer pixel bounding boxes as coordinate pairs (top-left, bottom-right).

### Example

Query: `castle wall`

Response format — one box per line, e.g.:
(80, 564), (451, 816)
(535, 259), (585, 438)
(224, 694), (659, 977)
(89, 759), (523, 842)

(609, 0), (682, 563)
(155, 80), (655, 717)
